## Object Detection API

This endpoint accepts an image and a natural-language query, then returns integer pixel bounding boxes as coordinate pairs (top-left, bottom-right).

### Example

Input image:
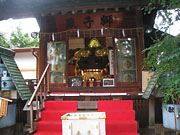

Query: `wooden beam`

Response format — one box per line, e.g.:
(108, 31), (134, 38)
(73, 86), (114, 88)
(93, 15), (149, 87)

(13, 48), (39, 53)
(0, 0), (147, 20)
(19, 68), (36, 72)
(36, 16), (57, 33)
(0, 97), (12, 102)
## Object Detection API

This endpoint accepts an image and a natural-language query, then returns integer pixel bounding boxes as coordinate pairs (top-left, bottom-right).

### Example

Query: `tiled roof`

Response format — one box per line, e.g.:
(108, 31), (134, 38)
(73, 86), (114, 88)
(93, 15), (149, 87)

(0, 47), (32, 100)
(142, 72), (158, 99)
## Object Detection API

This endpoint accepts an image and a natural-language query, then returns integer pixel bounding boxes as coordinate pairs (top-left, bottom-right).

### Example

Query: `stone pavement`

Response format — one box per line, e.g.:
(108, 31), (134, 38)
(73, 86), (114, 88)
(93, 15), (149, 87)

(139, 125), (178, 135)
(0, 122), (179, 135)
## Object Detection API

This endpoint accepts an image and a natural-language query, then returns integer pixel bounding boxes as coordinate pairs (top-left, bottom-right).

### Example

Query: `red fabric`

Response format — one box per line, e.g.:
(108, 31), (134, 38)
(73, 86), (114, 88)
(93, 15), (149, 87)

(41, 111), (67, 121)
(34, 101), (77, 135)
(107, 133), (138, 135)
(44, 100), (77, 111)
(105, 110), (135, 121)
(36, 121), (62, 132)
(34, 100), (138, 135)
(34, 132), (61, 135)
(106, 121), (137, 133)
(98, 100), (138, 135)
(98, 100), (133, 111)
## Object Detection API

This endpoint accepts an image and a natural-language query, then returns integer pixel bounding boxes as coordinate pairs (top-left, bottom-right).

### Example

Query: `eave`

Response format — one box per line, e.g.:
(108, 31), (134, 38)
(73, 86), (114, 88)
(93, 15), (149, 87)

(13, 47), (39, 53)
(0, 0), (147, 20)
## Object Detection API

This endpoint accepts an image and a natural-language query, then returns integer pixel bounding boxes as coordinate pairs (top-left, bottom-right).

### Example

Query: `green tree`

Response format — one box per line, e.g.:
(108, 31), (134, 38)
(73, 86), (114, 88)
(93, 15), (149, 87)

(143, 1), (180, 134)
(0, 33), (9, 48)
(10, 27), (39, 48)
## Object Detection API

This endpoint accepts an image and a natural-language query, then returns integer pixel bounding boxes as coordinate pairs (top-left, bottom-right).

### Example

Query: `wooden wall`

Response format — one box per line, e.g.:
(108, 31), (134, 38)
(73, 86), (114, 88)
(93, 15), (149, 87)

(69, 38), (84, 49)
(133, 99), (149, 128)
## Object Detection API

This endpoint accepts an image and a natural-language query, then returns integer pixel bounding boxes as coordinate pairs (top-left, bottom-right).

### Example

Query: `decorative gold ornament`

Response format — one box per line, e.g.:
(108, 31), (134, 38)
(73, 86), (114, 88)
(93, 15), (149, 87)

(124, 60), (132, 69)
(95, 48), (108, 56)
(88, 38), (101, 48)
(72, 49), (91, 61)
(81, 69), (104, 81)
(81, 50), (91, 57)
(71, 38), (109, 81)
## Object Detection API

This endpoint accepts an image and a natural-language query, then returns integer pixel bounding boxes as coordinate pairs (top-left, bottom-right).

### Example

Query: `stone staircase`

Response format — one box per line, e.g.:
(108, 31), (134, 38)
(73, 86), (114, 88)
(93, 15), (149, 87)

(34, 100), (138, 135)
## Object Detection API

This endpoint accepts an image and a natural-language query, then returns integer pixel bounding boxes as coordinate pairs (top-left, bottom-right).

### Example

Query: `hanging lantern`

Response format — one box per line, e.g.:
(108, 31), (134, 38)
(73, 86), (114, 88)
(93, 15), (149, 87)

(0, 97), (12, 118)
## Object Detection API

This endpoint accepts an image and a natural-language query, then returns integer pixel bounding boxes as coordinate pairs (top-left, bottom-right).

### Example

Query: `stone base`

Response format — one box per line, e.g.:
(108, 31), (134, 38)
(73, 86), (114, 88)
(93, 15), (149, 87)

(139, 124), (178, 135)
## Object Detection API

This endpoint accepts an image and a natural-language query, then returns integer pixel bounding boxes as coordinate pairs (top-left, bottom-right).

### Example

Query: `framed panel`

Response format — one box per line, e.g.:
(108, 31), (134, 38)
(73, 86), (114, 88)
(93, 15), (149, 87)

(103, 78), (114, 87)
(47, 41), (67, 84)
(50, 72), (66, 84)
(115, 38), (137, 83)
(68, 77), (83, 87)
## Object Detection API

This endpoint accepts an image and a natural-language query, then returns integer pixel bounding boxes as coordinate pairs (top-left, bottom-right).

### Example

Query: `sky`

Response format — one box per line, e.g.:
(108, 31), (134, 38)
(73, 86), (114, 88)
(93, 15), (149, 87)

(154, 10), (180, 36)
(0, 18), (40, 38)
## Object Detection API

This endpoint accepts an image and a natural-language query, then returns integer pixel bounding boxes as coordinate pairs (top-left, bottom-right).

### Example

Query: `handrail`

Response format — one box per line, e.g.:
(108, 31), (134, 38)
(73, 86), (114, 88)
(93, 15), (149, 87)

(28, 64), (50, 106)
(28, 63), (50, 133)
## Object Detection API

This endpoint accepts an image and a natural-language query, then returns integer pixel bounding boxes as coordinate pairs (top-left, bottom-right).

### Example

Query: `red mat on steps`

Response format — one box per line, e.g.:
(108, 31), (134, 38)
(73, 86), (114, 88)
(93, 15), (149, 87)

(98, 100), (138, 135)
(34, 100), (138, 135)
(34, 101), (77, 135)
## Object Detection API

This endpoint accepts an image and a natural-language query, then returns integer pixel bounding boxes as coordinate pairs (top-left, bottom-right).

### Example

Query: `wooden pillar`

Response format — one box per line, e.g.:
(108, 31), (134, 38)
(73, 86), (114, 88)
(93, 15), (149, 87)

(30, 103), (34, 133)
(149, 96), (155, 126)
(35, 15), (57, 80)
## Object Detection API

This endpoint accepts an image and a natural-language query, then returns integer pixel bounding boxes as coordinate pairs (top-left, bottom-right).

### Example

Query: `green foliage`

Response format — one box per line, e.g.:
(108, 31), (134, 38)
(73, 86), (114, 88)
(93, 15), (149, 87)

(143, 0), (180, 104)
(143, 0), (180, 13)
(143, 1), (180, 133)
(143, 35), (180, 104)
(0, 27), (39, 48)
(0, 33), (9, 48)
(143, 0), (180, 33)
(10, 27), (39, 48)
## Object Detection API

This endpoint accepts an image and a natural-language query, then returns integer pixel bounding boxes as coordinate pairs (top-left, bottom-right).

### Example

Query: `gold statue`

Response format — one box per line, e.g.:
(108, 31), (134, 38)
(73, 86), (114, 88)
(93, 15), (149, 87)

(88, 38), (101, 48)
(71, 38), (109, 81)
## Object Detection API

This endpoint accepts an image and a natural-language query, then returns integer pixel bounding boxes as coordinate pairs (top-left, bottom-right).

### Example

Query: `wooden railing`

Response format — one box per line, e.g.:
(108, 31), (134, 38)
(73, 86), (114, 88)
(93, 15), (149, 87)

(28, 64), (50, 133)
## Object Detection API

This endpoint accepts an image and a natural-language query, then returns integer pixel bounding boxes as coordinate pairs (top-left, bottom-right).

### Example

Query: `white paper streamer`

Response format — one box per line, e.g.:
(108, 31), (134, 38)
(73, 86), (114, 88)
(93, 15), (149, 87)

(101, 28), (104, 35)
(122, 29), (125, 37)
(77, 29), (80, 37)
(52, 33), (55, 41)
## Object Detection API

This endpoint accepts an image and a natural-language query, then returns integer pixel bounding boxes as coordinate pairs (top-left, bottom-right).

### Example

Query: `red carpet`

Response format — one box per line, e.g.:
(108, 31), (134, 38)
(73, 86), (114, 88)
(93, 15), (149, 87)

(34, 100), (138, 135)
(98, 100), (138, 135)
(34, 101), (77, 135)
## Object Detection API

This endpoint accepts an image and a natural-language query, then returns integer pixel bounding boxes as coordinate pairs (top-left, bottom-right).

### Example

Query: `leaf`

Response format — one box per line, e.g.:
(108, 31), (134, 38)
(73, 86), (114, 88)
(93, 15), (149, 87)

(143, 34), (180, 105)
(9, 27), (39, 48)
